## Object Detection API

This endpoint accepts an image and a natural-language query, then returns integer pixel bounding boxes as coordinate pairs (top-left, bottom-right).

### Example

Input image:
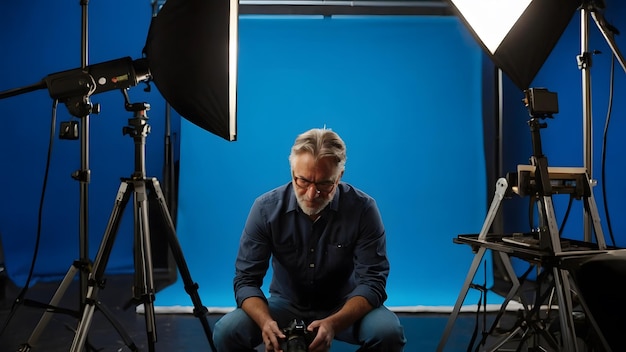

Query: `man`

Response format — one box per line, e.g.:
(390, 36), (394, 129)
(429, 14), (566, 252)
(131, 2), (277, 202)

(213, 128), (406, 352)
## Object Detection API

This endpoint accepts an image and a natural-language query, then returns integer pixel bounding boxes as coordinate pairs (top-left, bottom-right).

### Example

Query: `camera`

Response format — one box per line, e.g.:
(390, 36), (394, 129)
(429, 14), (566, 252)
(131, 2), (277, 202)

(280, 319), (314, 352)
(524, 88), (559, 117)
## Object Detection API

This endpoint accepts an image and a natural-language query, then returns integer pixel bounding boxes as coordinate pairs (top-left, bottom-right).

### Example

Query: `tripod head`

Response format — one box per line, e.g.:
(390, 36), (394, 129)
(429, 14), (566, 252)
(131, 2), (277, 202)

(119, 89), (151, 179)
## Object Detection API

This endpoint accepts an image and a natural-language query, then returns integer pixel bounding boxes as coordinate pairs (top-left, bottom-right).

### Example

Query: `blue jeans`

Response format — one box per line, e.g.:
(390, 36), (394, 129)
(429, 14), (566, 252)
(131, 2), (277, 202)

(212, 296), (406, 352)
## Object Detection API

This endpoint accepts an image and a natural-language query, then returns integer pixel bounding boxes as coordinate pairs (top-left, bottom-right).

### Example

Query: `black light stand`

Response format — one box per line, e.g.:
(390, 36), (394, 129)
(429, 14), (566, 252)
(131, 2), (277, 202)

(578, 0), (626, 242)
(68, 90), (215, 352)
(0, 2), (97, 350)
(77, 0), (92, 327)
(0, 52), (151, 351)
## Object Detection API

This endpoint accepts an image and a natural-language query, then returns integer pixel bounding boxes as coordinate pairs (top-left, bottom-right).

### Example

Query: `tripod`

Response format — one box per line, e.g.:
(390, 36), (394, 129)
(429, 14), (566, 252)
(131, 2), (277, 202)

(437, 90), (611, 351)
(69, 92), (215, 352)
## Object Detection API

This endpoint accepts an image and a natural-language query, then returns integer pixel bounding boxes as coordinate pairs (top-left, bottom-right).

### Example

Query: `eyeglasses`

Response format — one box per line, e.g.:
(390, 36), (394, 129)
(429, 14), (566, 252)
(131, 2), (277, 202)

(293, 175), (336, 193)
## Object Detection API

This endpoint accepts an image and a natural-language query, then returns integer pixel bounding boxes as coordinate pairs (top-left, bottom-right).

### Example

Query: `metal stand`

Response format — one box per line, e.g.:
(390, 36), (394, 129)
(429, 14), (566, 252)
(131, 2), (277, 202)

(579, 1), (626, 242)
(16, 259), (137, 352)
(68, 94), (216, 352)
(15, 3), (96, 350)
(437, 113), (611, 351)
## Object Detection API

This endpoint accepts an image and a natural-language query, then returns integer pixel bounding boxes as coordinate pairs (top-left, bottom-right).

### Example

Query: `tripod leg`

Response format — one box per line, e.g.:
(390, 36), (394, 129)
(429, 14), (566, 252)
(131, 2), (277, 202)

(552, 267), (578, 351)
(132, 180), (157, 351)
(70, 182), (132, 352)
(94, 301), (139, 351)
(148, 178), (216, 352)
(437, 248), (486, 352)
(17, 262), (82, 351)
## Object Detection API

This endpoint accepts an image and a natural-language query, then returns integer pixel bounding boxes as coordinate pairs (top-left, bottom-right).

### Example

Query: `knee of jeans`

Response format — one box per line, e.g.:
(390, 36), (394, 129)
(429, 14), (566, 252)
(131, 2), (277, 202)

(213, 316), (242, 345)
(212, 318), (228, 346)
(380, 322), (406, 341)
(213, 312), (263, 350)
(362, 321), (406, 348)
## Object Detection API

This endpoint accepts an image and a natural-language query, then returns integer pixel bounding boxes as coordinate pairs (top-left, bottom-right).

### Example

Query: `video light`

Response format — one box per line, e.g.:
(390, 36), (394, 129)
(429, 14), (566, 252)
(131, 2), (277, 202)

(44, 57), (151, 101)
(0, 57), (151, 119)
(447, 0), (580, 90)
(0, 57), (149, 100)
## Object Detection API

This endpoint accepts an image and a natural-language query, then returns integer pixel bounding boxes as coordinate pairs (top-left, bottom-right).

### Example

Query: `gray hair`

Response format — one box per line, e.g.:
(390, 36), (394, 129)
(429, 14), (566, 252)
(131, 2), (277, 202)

(289, 128), (347, 172)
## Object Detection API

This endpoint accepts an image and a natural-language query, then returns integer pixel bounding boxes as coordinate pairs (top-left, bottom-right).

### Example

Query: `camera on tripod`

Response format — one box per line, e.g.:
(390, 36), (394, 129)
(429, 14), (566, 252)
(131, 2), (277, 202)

(523, 87), (559, 118)
(280, 319), (315, 352)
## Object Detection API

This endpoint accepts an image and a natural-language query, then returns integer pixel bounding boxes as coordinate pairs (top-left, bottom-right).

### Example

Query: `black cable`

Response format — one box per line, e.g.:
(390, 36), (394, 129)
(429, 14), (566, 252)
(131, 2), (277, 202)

(559, 195), (574, 237)
(467, 260), (488, 352)
(528, 196), (536, 230)
(528, 191), (573, 237)
(0, 99), (58, 337)
(601, 54), (617, 247)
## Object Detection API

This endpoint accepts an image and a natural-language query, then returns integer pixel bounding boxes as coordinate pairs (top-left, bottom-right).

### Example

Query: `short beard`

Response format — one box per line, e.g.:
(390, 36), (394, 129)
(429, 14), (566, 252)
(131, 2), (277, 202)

(295, 192), (332, 217)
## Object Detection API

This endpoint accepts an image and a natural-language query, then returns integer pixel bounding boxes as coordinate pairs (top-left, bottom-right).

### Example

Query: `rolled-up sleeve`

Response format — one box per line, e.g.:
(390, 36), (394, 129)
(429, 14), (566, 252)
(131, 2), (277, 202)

(233, 197), (273, 307)
(346, 197), (389, 308)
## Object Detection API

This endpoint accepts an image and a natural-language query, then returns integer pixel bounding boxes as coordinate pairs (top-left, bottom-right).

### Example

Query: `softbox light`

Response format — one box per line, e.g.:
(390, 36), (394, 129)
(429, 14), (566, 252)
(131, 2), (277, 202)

(447, 0), (580, 91)
(144, 0), (238, 141)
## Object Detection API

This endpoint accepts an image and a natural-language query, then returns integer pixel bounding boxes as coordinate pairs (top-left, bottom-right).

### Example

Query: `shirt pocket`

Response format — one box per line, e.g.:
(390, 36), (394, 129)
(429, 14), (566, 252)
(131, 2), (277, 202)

(324, 241), (355, 269)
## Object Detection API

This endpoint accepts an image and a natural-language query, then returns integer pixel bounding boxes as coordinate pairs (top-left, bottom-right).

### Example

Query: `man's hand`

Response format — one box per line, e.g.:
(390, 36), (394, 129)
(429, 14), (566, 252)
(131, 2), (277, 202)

(241, 297), (286, 351)
(306, 319), (334, 352)
(306, 296), (373, 352)
(261, 319), (285, 352)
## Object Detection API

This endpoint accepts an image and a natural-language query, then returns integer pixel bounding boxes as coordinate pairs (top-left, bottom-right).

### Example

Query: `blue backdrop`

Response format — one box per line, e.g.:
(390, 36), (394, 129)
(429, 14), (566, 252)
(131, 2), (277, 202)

(0, 3), (492, 311)
(155, 15), (489, 309)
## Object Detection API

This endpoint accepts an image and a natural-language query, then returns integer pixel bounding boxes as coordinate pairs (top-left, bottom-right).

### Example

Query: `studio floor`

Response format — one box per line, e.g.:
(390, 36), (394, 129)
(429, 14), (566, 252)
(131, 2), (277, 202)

(0, 273), (589, 352)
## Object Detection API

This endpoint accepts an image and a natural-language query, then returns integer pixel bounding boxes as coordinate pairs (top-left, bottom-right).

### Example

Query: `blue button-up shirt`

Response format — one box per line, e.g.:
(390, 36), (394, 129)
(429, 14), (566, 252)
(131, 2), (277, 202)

(234, 182), (390, 311)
